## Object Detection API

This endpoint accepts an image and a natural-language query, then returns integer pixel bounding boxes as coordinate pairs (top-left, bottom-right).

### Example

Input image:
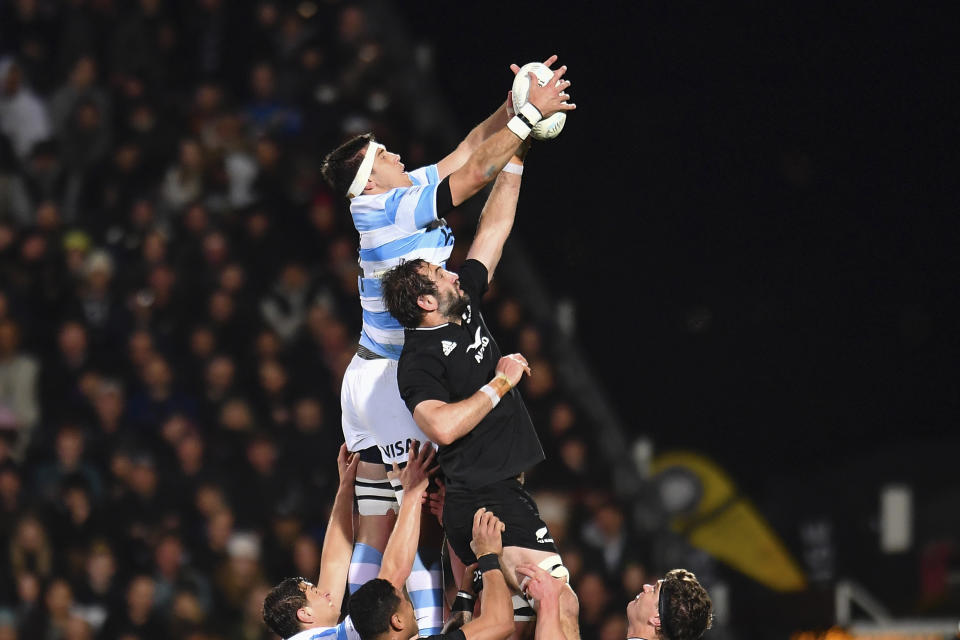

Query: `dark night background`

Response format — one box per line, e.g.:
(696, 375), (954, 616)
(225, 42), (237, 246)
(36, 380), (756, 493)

(401, 3), (957, 484)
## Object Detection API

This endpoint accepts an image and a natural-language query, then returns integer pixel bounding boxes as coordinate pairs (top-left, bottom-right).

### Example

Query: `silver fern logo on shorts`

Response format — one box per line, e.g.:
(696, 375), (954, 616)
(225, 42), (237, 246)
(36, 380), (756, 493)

(536, 527), (554, 544)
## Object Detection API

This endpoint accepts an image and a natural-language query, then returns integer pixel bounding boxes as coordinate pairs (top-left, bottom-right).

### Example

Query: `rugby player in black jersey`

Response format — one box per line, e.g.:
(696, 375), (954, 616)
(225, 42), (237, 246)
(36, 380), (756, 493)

(381, 146), (580, 640)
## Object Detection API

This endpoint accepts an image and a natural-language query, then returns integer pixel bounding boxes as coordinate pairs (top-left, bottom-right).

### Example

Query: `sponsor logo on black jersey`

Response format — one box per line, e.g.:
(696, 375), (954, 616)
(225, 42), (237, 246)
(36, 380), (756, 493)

(465, 326), (490, 363)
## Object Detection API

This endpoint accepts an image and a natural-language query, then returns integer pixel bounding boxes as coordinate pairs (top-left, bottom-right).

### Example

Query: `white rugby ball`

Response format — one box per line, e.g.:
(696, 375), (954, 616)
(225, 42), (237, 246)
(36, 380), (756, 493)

(511, 62), (567, 141)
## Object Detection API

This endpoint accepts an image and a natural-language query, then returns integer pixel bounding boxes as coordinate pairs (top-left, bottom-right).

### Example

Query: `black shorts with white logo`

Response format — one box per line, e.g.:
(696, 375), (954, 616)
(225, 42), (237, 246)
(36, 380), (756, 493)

(443, 477), (559, 565)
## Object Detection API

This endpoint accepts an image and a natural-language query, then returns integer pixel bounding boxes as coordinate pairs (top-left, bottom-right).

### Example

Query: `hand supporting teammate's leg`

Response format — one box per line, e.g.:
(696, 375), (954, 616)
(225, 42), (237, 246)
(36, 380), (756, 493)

(501, 546), (580, 640)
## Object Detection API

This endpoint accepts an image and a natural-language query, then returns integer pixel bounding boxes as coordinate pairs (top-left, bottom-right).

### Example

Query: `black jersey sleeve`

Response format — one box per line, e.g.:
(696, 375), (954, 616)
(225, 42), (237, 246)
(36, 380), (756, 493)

(398, 345), (451, 413)
(435, 177), (454, 216)
(457, 259), (489, 301)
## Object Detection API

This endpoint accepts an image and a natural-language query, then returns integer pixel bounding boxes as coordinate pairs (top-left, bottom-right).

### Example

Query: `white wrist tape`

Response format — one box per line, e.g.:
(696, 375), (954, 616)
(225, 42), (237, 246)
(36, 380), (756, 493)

(507, 116), (532, 140)
(507, 103), (543, 141)
(518, 102), (543, 125)
(501, 163), (523, 175)
(479, 384), (501, 408)
(346, 141), (384, 198)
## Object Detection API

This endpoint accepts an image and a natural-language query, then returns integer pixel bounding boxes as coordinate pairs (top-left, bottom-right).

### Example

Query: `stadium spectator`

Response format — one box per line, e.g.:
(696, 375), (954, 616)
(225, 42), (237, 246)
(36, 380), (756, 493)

(0, 319), (38, 460)
(0, 58), (51, 161)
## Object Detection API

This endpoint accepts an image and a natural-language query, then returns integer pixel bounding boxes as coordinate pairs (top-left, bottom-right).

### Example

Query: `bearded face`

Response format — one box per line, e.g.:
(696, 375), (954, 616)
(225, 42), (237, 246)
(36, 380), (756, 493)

(438, 286), (470, 321)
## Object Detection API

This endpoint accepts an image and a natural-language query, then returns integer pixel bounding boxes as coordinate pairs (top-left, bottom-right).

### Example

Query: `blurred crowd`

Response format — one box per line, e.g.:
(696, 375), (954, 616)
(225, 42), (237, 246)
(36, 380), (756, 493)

(0, 1), (656, 639)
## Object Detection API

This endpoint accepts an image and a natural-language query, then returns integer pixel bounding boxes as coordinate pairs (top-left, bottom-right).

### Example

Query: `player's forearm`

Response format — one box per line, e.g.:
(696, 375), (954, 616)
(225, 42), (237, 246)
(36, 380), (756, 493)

(449, 128), (524, 206)
(413, 376), (510, 446)
(377, 483), (425, 588)
(413, 394), (488, 446)
(533, 598), (565, 640)
(438, 100), (511, 180)
(465, 98), (512, 150)
(468, 569), (514, 640)
(315, 483), (355, 615)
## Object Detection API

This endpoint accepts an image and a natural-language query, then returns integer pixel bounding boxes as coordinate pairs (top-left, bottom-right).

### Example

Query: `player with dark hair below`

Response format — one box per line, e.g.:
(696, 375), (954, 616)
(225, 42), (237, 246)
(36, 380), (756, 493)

(349, 506), (514, 640)
(516, 565), (712, 640)
(380, 143), (580, 639)
(625, 569), (713, 640)
(319, 55), (574, 637)
(261, 444), (360, 640)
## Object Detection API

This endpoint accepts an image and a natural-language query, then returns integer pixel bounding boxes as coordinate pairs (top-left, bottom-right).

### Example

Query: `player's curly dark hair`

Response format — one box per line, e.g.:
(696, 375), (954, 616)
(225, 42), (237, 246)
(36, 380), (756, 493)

(380, 259), (437, 329)
(321, 133), (376, 197)
(262, 577), (308, 639)
(659, 569), (713, 640)
(347, 578), (402, 640)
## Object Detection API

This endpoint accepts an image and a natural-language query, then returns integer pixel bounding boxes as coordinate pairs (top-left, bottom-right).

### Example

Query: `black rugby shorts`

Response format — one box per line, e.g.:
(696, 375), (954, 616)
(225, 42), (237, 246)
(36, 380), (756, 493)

(443, 477), (559, 565)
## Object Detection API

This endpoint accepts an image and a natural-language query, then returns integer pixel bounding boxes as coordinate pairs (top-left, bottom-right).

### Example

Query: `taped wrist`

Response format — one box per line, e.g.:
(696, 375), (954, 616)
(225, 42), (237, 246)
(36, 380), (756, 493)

(481, 374), (512, 408)
(506, 102), (543, 140)
(477, 553), (501, 574)
(452, 591), (474, 613)
(479, 384), (500, 408)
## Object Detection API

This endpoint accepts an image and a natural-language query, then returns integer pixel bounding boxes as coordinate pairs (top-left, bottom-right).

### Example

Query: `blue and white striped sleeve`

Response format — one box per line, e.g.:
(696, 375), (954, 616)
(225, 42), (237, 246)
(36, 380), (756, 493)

(383, 183), (440, 233)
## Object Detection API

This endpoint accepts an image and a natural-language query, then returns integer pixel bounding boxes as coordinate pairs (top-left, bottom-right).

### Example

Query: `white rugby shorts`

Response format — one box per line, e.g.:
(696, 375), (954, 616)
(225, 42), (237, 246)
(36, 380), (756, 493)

(340, 353), (431, 465)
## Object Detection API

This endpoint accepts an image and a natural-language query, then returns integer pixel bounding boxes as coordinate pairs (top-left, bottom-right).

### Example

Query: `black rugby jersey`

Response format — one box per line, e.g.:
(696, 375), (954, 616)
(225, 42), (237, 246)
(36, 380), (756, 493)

(397, 259), (544, 489)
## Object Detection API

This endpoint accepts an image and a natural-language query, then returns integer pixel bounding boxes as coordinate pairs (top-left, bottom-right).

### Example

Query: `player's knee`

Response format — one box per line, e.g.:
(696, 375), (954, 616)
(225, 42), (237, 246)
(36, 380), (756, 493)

(537, 554), (570, 582)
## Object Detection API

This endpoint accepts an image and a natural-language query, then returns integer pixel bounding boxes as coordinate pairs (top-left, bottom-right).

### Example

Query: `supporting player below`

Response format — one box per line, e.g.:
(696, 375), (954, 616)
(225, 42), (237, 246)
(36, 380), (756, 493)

(349, 505), (514, 640)
(261, 445), (361, 640)
(519, 564), (713, 640)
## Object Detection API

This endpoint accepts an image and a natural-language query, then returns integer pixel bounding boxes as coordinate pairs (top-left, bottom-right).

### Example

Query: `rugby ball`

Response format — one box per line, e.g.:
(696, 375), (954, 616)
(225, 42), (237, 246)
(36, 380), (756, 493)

(511, 62), (567, 141)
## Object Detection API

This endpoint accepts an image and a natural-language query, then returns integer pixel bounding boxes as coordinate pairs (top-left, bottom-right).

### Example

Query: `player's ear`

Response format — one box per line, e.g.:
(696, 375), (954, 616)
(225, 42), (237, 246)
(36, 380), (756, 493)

(417, 294), (437, 312)
(651, 613), (661, 630)
(296, 606), (313, 624)
(390, 612), (404, 631)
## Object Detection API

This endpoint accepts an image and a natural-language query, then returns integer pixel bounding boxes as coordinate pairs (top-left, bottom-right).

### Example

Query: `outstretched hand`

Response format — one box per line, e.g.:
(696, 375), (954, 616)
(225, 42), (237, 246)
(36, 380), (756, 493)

(393, 439), (437, 497)
(504, 57), (557, 120)
(510, 54), (559, 75)
(509, 55), (575, 118)
(516, 563), (564, 609)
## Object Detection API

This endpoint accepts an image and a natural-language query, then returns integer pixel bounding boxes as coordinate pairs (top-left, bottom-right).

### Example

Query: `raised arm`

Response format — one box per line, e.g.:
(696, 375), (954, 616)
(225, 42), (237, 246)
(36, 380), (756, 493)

(435, 55), (558, 180)
(435, 96), (513, 181)
(376, 441), (437, 588)
(412, 353), (531, 446)
(464, 144), (526, 282)
(313, 444), (360, 626)
(459, 509), (514, 640)
(446, 61), (574, 207)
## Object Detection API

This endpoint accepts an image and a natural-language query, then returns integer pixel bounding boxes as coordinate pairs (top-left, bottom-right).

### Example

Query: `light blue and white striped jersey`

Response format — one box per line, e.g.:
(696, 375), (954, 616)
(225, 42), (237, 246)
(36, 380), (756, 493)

(286, 616), (359, 640)
(351, 164), (455, 359)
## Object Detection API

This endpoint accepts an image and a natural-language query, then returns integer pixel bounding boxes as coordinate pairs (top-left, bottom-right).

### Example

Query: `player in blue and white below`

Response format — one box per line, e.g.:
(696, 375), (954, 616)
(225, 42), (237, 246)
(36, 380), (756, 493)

(261, 444), (361, 640)
(320, 56), (574, 637)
